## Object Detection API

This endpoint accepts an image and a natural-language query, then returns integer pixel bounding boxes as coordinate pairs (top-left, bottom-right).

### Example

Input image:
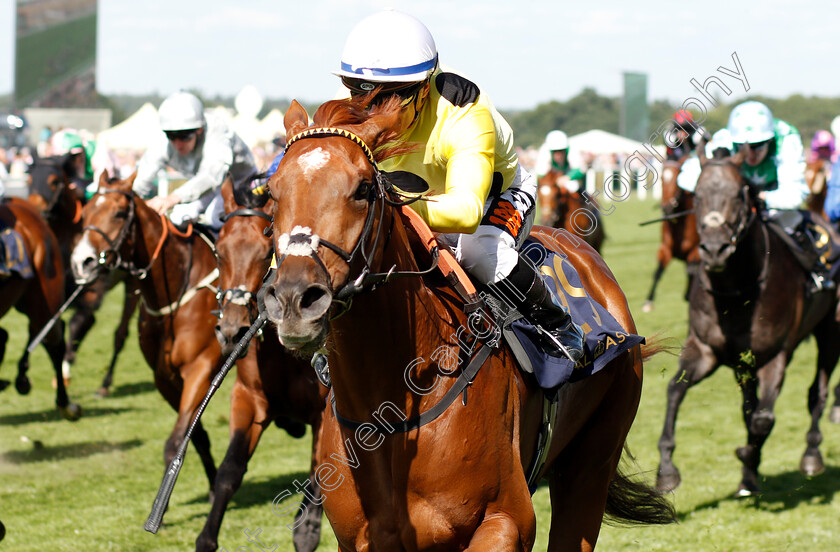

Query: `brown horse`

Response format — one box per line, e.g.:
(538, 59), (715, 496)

(26, 155), (139, 394)
(261, 97), (673, 551)
(656, 149), (840, 496)
(537, 169), (604, 252)
(642, 160), (700, 312)
(195, 178), (328, 552)
(805, 158), (829, 220)
(0, 197), (81, 419)
(70, 172), (222, 497)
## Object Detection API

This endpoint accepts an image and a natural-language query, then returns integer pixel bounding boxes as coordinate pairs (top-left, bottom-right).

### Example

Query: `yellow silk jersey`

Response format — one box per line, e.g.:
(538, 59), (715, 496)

(380, 68), (519, 234)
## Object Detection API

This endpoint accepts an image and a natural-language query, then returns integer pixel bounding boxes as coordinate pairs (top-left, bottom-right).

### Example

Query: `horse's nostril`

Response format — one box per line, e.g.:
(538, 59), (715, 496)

(82, 257), (96, 270)
(298, 285), (332, 320)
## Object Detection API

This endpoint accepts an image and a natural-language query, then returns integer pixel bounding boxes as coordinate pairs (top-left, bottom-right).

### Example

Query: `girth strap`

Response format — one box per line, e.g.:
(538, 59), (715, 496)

(331, 342), (493, 435)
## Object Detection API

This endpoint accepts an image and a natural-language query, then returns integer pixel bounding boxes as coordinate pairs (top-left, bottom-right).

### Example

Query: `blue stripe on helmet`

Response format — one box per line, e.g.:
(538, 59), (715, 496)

(341, 55), (437, 77)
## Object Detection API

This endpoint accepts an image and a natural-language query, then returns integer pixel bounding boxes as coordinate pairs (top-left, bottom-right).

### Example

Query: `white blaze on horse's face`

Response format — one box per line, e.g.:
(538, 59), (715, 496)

(297, 148), (330, 182)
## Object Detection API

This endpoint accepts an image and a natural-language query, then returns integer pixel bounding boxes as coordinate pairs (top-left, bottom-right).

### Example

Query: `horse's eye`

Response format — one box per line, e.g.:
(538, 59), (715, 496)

(114, 211), (128, 219)
(354, 181), (371, 201)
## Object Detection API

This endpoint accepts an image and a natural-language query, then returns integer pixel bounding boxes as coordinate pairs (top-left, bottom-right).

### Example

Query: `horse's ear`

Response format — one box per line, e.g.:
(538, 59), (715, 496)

(221, 176), (236, 214)
(123, 170), (137, 190)
(59, 153), (76, 175)
(284, 100), (309, 138)
(697, 138), (708, 166)
(729, 150), (745, 167)
(98, 169), (110, 188)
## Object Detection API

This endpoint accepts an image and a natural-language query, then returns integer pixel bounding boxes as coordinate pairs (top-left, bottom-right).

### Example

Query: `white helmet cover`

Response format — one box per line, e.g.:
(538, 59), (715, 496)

(159, 91), (205, 132)
(727, 101), (775, 144)
(334, 9), (438, 83)
(545, 130), (569, 151)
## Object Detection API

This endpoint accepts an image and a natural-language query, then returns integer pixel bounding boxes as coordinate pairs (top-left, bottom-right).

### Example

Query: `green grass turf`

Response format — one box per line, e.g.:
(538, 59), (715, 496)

(1, 197), (838, 551)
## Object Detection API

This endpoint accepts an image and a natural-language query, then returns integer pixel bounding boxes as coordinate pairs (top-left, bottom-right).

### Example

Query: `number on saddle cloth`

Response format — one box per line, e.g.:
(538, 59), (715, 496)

(489, 240), (644, 392)
(0, 226), (33, 279)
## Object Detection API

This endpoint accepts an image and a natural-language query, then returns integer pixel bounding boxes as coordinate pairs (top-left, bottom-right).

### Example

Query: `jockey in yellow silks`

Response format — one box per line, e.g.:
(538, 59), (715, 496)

(334, 9), (585, 362)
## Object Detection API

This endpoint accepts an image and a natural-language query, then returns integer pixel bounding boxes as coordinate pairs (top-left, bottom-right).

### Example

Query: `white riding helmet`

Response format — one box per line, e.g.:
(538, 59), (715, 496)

(334, 9), (438, 83)
(831, 115), (840, 141)
(545, 130), (569, 151)
(159, 91), (205, 132)
(727, 101), (775, 144)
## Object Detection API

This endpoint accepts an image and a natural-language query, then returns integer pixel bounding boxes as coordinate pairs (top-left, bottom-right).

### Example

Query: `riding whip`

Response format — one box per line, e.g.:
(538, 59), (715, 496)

(144, 309), (268, 534)
(27, 275), (98, 353)
(637, 208), (695, 227)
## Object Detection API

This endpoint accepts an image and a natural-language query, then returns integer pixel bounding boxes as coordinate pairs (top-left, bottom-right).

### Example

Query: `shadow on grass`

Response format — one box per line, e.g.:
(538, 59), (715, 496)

(0, 438), (143, 463)
(102, 380), (156, 398)
(182, 470), (313, 515)
(678, 466), (840, 519)
(0, 405), (135, 425)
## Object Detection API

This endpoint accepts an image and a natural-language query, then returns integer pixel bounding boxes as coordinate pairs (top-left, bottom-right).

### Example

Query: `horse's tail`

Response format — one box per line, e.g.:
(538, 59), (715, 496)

(640, 331), (681, 363)
(604, 458), (677, 526)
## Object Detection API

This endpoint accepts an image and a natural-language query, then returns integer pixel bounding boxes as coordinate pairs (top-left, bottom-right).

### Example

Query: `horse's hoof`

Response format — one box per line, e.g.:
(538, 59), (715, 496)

(656, 465), (681, 493)
(59, 403), (82, 421)
(828, 405), (840, 424)
(0, 519), (5, 542)
(95, 386), (110, 398)
(0, 379), (9, 392)
(641, 301), (654, 313)
(734, 486), (758, 498)
(15, 376), (31, 395)
(800, 454), (826, 477)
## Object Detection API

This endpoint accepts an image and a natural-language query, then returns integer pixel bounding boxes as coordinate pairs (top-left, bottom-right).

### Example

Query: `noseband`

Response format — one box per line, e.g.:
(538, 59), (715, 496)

(215, 207), (273, 324)
(82, 189), (138, 275)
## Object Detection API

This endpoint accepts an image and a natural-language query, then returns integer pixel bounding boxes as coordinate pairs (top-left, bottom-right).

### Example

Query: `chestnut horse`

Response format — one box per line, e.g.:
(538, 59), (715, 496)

(656, 149), (840, 496)
(27, 156), (139, 394)
(261, 98), (673, 551)
(0, 198), (80, 419)
(196, 179), (327, 552)
(642, 160), (699, 313)
(70, 172), (222, 496)
(537, 170), (604, 252)
(805, 158), (829, 220)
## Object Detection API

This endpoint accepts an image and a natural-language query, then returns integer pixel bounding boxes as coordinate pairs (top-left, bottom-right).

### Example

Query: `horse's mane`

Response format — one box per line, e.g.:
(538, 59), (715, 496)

(311, 96), (418, 162)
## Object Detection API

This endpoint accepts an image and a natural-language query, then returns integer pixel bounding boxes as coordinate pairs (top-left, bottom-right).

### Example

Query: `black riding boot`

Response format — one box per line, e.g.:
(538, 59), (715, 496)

(491, 256), (585, 364)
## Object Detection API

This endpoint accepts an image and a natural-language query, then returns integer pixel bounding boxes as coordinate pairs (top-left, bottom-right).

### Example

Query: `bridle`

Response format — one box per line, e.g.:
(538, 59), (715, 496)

(30, 163), (81, 223)
(81, 189), (188, 280)
(214, 207), (273, 325)
(272, 127), (437, 313)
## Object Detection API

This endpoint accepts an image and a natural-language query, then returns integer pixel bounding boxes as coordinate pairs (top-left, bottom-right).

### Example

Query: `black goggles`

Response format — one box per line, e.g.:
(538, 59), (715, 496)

(343, 79), (426, 107)
(736, 139), (771, 152)
(165, 129), (198, 142)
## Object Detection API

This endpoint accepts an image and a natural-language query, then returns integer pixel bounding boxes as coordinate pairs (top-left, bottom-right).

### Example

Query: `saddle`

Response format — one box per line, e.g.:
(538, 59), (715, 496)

(399, 206), (643, 391)
(0, 225), (33, 280)
(764, 209), (840, 282)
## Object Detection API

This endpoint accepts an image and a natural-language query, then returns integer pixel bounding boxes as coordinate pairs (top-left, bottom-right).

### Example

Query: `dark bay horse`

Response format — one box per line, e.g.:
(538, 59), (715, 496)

(0, 198), (81, 419)
(261, 98), (673, 551)
(656, 149), (840, 496)
(195, 178), (327, 552)
(70, 173), (222, 497)
(538, 169), (604, 252)
(642, 160), (699, 313)
(27, 157), (139, 394)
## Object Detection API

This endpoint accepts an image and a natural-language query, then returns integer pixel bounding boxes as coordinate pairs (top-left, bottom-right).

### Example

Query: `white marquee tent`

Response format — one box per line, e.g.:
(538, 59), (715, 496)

(96, 102), (160, 152)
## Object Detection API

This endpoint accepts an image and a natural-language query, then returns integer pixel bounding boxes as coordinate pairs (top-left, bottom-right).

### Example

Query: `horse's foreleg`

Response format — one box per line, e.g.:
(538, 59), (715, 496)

(98, 285), (140, 396)
(642, 261), (666, 313)
(735, 352), (786, 497)
(293, 415), (323, 552)
(196, 380), (267, 552)
(64, 307), (95, 380)
(802, 319), (840, 475)
(465, 513), (530, 552)
(830, 380), (840, 424)
(657, 335), (719, 492)
(0, 327), (9, 391)
(41, 320), (81, 420)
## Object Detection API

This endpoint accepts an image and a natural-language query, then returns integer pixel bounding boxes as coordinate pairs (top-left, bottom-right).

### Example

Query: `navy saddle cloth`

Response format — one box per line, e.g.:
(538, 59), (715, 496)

(0, 225), (33, 279)
(490, 240), (644, 392)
